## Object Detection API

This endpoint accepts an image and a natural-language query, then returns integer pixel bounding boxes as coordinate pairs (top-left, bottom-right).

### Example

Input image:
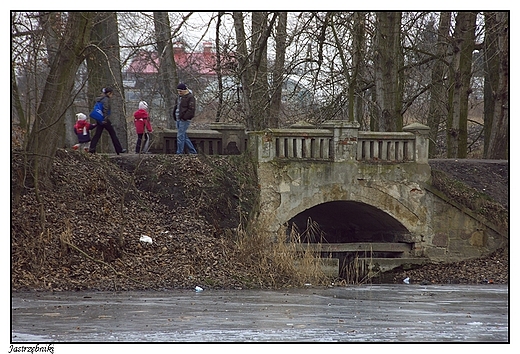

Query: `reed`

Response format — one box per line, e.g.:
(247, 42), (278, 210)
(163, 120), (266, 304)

(234, 217), (330, 288)
(235, 215), (385, 287)
(341, 243), (383, 285)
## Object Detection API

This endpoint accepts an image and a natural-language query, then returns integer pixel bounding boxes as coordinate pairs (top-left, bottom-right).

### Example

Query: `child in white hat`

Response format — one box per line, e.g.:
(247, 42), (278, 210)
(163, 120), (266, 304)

(72, 113), (97, 151)
(133, 101), (153, 153)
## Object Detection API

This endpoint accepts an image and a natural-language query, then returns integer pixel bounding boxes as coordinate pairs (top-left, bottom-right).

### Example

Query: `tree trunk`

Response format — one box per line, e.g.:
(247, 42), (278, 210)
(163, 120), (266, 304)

(250, 12), (272, 130)
(351, 12), (366, 123)
(269, 12), (287, 128)
(484, 12), (509, 159)
(447, 12), (476, 158)
(11, 64), (26, 134)
(330, 12), (352, 120)
(233, 12), (275, 130)
(154, 12), (178, 129)
(232, 12), (254, 129)
(427, 11), (451, 157)
(39, 12), (62, 72)
(373, 11), (403, 132)
(25, 12), (94, 188)
(87, 12), (127, 152)
(39, 12), (70, 149)
(215, 12), (224, 122)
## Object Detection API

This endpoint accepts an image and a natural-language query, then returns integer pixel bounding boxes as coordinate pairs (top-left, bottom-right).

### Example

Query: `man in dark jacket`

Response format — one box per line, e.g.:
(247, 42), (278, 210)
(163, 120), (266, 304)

(174, 83), (197, 154)
(89, 87), (127, 155)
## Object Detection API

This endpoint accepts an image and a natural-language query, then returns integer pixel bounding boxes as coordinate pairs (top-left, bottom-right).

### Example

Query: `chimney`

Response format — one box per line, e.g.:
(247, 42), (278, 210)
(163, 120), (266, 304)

(173, 42), (185, 55)
(203, 41), (213, 56)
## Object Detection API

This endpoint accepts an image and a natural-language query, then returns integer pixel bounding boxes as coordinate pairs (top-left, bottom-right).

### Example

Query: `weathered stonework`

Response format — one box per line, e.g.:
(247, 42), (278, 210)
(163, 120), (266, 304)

(432, 233), (448, 247)
(248, 120), (507, 264)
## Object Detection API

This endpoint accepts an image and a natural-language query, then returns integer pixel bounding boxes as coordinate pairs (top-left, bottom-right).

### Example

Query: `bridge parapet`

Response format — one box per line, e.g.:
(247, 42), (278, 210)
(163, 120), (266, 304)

(248, 126), (334, 162)
(248, 120), (430, 164)
(358, 132), (416, 162)
(149, 123), (247, 155)
(150, 120), (430, 163)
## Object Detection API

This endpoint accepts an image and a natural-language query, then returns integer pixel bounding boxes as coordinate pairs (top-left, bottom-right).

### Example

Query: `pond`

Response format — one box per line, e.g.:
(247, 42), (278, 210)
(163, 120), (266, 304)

(11, 284), (508, 347)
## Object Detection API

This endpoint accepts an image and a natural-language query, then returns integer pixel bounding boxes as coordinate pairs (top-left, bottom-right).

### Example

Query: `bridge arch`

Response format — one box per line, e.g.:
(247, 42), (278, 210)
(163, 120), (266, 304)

(286, 200), (411, 244)
(275, 181), (427, 240)
(285, 200), (418, 279)
(250, 121), (507, 269)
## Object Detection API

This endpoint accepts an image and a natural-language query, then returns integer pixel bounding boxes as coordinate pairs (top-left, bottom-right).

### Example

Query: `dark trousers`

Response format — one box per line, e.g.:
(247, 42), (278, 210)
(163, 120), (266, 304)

(135, 133), (149, 153)
(89, 120), (123, 154)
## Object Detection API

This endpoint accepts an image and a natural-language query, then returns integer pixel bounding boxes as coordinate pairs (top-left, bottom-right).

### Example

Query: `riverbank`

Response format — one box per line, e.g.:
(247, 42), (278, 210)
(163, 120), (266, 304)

(11, 150), (508, 291)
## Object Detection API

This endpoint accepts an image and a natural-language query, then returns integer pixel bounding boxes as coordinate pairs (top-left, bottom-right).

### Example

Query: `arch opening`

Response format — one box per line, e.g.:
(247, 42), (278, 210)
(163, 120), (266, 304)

(287, 201), (410, 243)
(286, 201), (412, 280)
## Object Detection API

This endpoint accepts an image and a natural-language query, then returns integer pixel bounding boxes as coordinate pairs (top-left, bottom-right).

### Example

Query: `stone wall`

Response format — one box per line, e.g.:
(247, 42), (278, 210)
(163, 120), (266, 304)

(248, 120), (507, 263)
(149, 120), (507, 263)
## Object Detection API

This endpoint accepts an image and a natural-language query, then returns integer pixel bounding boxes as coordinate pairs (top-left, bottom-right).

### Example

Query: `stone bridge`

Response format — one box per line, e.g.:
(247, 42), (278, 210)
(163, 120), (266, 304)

(247, 121), (507, 276)
(151, 121), (507, 276)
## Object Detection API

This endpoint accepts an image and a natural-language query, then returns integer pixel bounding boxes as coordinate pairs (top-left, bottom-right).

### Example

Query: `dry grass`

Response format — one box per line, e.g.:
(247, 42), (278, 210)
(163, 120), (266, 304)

(341, 251), (379, 285)
(234, 215), (381, 287)
(234, 219), (330, 288)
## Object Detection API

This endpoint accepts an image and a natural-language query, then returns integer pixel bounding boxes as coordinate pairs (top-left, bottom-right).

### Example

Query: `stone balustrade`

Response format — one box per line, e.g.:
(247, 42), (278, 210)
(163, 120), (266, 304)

(357, 132), (416, 162)
(148, 123), (246, 155)
(248, 120), (430, 164)
(149, 120), (430, 164)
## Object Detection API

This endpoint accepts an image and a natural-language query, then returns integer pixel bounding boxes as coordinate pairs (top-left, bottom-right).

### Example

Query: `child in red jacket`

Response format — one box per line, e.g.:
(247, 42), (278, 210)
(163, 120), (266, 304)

(133, 101), (153, 153)
(73, 113), (96, 152)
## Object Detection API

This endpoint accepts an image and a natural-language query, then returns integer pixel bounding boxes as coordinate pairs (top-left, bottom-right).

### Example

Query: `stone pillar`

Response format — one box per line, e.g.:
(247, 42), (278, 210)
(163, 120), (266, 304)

(321, 120), (360, 162)
(209, 123), (246, 154)
(247, 131), (275, 162)
(403, 122), (430, 164)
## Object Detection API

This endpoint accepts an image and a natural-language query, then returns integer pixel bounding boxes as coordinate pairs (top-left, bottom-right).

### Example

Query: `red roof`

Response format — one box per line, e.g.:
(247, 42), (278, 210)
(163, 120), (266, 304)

(126, 42), (233, 77)
(127, 51), (160, 74)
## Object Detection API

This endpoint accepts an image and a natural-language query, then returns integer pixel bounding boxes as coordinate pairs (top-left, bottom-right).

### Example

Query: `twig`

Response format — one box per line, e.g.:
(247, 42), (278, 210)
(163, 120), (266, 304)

(117, 152), (151, 247)
(65, 240), (147, 286)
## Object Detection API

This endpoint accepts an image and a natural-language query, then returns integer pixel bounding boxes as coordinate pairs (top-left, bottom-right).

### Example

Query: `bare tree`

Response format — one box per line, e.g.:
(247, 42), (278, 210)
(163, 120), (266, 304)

(446, 11), (477, 158)
(13, 11), (508, 162)
(232, 12), (277, 130)
(483, 12), (508, 159)
(87, 12), (127, 152)
(11, 63), (25, 132)
(24, 12), (95, 188)
(329, 12), (352, 120)
(427, 11), (451, 157)
(373, 12), (403, 132)
(269, 12), (287, 128)
(12, 12), (55, 145)
(351, 12), (367, 123)
(154, 12), (178, 129)
(39, 12), (62, 67)
(214, 12), (225, 122)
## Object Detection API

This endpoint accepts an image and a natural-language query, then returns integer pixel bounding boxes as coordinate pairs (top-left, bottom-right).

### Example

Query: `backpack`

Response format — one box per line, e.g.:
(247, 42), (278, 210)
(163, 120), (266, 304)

(89, 101), (104, 123)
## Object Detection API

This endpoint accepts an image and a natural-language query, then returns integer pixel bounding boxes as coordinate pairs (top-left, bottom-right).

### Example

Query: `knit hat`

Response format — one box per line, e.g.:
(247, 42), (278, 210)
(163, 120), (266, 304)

(76, 113), (87, 121)
(102, 87), (113, 94)
(177, 83), (187, 90)
(139, 101), (148, 110)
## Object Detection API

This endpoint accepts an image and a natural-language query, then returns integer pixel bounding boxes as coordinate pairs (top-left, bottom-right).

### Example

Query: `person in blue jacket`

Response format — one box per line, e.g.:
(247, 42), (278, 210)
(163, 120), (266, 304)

(88, 87), (127, 154)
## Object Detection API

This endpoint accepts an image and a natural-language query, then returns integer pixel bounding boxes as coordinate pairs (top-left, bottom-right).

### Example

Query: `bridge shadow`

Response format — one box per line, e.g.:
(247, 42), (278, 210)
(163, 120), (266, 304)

(286, 200), (412, 280)
(288, 200), (410, 243)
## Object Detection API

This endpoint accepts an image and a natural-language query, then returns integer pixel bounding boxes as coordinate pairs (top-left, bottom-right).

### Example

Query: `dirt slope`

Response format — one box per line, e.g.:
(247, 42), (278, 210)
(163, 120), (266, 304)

(384, 158), (509, 285)
(11, 151), (265, 292)
(11, 151), (509, 291)
(429, 159), (509, 208)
